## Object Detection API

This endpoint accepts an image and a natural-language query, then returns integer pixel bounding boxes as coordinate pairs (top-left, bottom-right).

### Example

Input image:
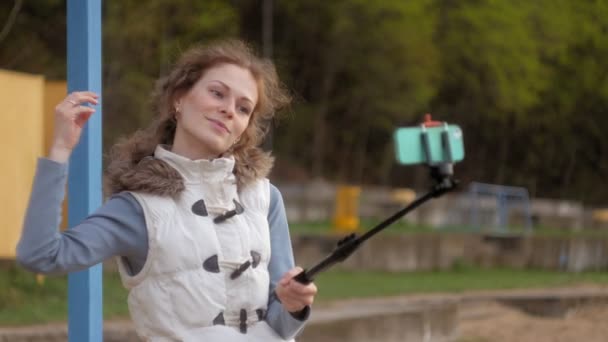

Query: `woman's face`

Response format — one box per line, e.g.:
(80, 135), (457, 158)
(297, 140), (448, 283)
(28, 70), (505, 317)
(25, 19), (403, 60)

(173, 63), (258, 160)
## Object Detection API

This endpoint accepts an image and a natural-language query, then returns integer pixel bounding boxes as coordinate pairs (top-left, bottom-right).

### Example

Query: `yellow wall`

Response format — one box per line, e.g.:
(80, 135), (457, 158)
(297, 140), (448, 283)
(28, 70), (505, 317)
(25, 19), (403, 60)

(0, 70), (67, 258)
(44, 81), (68, 231)
(44, 81), (67, 153)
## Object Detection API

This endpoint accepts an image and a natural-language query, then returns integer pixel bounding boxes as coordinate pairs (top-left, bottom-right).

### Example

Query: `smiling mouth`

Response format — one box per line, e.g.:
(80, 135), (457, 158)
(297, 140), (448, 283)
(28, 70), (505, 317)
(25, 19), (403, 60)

(206, 117), (230, 133)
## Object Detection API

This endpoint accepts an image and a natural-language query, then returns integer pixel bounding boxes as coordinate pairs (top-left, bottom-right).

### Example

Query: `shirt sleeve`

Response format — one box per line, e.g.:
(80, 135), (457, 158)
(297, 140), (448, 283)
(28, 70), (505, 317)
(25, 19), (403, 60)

(265, 184), (310, 340)
(16, 158), (148, 275)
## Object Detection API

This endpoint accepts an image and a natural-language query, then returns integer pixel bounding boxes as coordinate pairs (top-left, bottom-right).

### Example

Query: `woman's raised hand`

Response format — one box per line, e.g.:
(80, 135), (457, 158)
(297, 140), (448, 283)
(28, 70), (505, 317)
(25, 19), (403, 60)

(49, 91), (99, 163)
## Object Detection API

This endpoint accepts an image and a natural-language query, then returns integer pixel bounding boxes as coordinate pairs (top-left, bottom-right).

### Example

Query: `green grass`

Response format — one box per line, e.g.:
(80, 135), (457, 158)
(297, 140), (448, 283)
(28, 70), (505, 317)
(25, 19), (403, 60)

(291, 220), (608, 238)
(0, 266), (129, 326)
(313, 267), (608, 301)
(290, 219), (444, 235)
(3, 263), (608, 326)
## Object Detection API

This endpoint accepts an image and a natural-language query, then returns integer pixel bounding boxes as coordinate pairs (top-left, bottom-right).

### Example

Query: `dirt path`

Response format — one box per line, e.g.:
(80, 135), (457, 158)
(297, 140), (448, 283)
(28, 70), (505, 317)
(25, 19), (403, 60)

(457, 285), (608, 342)
(459, 301), (608, 342)
(320, 284), (608, 342)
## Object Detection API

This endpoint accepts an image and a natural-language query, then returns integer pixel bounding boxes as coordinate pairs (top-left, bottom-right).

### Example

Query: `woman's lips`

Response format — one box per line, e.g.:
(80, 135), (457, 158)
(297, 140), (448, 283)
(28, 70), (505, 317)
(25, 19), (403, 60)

(207, 117), (230, 133)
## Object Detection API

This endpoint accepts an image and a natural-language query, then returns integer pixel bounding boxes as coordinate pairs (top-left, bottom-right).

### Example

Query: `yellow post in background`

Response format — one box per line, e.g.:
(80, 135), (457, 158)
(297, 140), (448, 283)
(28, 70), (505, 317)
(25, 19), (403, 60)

(592, 209), (608, 229)
(391, 188), (416, 206)
(0, 70), (45, 259)
(333, 185), (361, 233)
(0, 70), (67, 261)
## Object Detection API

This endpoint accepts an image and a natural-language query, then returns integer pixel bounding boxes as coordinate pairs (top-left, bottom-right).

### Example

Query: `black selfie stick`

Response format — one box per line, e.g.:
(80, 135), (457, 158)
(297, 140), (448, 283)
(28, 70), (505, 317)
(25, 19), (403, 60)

(293, 120), (459, 285)
(293, 170), (457, 284)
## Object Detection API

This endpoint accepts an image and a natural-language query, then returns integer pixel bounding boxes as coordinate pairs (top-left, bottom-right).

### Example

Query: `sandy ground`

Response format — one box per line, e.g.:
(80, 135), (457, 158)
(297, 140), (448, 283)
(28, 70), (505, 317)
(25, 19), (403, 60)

(458, 300), (608, 342)
(310, 285), (608, 342)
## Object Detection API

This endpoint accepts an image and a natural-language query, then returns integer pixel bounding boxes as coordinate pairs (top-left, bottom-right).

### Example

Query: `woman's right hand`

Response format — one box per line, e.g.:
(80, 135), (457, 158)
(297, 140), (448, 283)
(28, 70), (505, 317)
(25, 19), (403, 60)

(49, 91), (99, 163)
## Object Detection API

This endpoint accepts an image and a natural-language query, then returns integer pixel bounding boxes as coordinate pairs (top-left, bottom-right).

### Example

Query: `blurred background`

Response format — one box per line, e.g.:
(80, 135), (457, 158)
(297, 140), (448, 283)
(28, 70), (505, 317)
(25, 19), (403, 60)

(1, 1), (608, 341)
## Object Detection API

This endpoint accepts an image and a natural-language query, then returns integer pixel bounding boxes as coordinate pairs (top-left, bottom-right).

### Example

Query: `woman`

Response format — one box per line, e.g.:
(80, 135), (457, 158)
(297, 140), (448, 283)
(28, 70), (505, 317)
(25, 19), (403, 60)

(17, 39), (317, 341)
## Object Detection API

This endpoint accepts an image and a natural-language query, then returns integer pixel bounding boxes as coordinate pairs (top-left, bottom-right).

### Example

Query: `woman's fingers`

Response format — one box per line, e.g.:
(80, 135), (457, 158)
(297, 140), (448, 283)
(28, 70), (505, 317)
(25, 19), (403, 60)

(74, 108), (95, 127)
(61, 103), (96, 127)
(49, 91), (99, 162)
(286, 281), (317, 302)
(280, 267), (317, 295)
(279, 266), (303, 286)
(52, 105), (96, 143)
(281, 289), (315, 307)
(67, 91), (99, 105)
(276, 288), (306, 311)
(57, 92), (99, 113)
(290, 282), (318, 296)
(276, 266), (318, 312)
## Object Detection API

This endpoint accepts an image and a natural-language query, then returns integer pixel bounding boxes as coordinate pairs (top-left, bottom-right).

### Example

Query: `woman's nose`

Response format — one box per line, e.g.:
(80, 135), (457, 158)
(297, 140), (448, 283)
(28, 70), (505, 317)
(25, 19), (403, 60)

(220, 101), (235, 117)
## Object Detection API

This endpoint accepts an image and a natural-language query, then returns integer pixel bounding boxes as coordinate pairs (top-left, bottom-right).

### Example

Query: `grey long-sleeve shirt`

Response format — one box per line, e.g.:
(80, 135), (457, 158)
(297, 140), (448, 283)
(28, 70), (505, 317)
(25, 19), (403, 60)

(16, 158), (308, 340)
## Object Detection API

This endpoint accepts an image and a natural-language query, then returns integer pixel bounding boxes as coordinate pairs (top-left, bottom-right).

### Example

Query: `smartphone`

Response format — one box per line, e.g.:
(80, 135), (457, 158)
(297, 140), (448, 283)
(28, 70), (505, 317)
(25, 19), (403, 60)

(394, 124), (465, 165)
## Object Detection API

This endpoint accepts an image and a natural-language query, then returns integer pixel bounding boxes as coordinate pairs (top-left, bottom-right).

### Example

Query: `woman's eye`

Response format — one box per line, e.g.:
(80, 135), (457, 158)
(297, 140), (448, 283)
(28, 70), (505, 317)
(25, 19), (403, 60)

(239, 106), (252, 115)
(210, 89), (223, 98)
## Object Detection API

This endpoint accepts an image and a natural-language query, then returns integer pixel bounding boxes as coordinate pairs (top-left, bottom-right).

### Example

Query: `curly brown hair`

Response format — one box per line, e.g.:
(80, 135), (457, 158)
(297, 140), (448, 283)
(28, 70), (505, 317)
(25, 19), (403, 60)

(104, 39), (291, 196)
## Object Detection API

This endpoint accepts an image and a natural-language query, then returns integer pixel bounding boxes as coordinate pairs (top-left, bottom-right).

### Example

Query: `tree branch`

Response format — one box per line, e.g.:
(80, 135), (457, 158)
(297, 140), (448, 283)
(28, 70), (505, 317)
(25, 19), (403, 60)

(0, 0), (24, 45)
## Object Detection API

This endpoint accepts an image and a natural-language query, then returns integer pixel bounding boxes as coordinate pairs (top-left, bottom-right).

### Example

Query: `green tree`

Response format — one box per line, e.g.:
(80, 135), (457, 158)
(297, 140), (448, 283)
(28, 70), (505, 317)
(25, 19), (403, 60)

(523, 0), (608, 202)
(0, 0), (66, 78)
(3, 0), (608, 204)
(433, 0), (552, 185)
(261, 0), (440, 184)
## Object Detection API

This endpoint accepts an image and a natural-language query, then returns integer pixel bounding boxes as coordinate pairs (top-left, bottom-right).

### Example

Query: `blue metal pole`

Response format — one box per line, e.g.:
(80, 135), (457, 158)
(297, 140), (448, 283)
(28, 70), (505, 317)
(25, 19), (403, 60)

(67, 1), (103, 341)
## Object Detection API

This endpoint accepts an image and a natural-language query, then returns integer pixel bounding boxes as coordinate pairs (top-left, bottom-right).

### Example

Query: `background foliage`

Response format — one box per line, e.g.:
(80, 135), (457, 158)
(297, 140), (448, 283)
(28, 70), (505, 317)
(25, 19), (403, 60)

(1, 0), (606, 203)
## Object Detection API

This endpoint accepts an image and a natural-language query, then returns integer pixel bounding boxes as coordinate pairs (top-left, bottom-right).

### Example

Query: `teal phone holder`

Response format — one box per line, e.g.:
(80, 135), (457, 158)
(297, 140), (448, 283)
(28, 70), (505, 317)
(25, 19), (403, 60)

(292, 115), (460, 285)
(421, 122), (453, 175)
(419, 115), (459, 188)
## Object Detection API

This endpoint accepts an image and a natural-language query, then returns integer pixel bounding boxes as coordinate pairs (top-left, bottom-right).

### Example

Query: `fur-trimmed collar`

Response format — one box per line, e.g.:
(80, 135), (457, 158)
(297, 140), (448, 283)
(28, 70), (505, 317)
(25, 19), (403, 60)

(104, 144), (274, 197)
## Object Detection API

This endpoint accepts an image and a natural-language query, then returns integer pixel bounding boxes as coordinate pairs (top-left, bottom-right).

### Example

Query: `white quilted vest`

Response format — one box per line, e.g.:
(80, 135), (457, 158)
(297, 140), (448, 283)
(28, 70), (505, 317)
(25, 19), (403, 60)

(117, 145), (287, 341)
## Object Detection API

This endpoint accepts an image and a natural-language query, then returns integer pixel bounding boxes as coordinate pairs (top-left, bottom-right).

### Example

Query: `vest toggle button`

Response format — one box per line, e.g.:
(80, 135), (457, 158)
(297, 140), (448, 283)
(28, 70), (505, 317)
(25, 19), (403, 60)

(250, 251), (261, 268)
(239, 309), (248, 334)
(256, 308), (265, 320)
(230, 260), (251, 279)
(212, 312), (225, 325)
(213, 199), (245, 223)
